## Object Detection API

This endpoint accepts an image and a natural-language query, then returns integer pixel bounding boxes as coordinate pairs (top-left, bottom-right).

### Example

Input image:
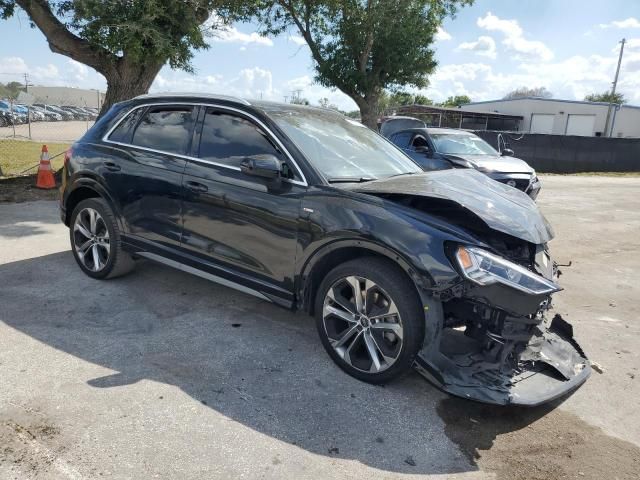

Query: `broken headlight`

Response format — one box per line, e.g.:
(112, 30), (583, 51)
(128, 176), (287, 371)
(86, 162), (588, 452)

(454, 246), (561, 295)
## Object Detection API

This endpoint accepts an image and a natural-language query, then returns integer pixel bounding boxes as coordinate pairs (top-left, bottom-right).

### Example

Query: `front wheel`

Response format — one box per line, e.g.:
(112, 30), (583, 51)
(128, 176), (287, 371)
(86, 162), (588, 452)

(315, 257), (425, 384)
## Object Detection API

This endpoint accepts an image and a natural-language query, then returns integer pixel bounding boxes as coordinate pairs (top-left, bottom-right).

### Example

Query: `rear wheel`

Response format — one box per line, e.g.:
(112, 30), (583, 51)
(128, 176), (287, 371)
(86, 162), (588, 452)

(315, 257), (425, 384)
(69, 198), (135, 279)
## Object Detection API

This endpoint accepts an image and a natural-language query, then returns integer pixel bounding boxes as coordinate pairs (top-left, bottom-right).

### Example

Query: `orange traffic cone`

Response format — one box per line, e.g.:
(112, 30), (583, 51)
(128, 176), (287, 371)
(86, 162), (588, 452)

(36, 144), (56, 189)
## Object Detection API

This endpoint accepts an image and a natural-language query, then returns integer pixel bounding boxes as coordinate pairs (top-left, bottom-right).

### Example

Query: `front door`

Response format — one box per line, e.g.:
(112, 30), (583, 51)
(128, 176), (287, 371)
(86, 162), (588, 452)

(181, 107), (304, 304)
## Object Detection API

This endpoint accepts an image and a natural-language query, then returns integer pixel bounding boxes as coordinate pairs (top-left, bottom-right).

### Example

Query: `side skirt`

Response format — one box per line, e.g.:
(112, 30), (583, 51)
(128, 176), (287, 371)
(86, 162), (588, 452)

(136, 251), (273, 303)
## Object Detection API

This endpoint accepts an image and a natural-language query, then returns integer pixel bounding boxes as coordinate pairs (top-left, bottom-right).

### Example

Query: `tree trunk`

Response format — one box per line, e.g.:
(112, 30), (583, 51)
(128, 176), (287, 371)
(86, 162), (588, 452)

(99, 61), (164, 118)
(356, 96), (380, 130)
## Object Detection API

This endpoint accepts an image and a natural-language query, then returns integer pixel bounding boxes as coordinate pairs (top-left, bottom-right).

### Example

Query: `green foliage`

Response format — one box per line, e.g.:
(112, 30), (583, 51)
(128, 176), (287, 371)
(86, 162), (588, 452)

(439, 94), (471, 107)
(414, 94), (433, 105)
(503, 86), (553, 100)
(247, 0), (472, 106)
(389, 91), (415, 106)
(584, 91), (626, 104)
(0, 82), (24, 99)
(1, 1), (245, 72)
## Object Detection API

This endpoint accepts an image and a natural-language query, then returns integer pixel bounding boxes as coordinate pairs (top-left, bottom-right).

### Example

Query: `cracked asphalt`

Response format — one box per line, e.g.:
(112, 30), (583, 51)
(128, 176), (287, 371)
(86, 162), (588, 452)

(1, 175), (639, 479)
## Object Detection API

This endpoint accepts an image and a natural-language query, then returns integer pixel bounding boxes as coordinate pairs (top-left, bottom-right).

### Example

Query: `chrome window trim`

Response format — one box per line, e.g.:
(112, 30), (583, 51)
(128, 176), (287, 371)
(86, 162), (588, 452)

(101, 102), (308, 187)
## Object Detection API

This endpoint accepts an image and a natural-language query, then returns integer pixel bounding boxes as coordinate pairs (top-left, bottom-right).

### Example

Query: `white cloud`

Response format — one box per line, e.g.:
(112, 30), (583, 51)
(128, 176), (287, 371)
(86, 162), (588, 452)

(289, 35), (307, 46)
(150, 69), (357, 111)
(67, 60), (88, 82)
(0, 56), (28, 75)
(477, 11), (553, 62)
(419, 41), (640, 105)
(435, 27), (452, 42)
(284, 75), (357, 111)
(456, 36), (496, 59)
(477, 12), (522, 38)
(213, 26), (273, 46)
(599, 17), (640, 29)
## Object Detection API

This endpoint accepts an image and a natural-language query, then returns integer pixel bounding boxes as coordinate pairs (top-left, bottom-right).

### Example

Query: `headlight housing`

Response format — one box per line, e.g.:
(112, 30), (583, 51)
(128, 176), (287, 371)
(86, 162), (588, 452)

(454, 245), (560, 295)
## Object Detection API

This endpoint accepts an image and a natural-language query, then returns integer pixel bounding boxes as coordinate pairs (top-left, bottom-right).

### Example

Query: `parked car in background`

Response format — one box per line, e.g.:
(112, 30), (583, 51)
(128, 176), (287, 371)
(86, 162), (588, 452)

(388, 127), (541, 199)
(37, 104), (74, 121)
(0, 110), (14, 127)
(30, 104), (63, 121)
(378, 115), (426, 137)
(59, 93), (588, 406)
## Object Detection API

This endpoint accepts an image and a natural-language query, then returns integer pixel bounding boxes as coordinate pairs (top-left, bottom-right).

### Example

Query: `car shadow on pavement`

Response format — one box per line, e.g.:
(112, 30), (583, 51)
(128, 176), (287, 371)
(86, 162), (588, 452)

(0, 251), (559, 475)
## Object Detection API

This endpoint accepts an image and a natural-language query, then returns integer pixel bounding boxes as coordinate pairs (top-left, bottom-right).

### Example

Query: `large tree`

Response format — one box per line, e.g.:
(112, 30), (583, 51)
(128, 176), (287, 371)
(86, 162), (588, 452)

(503, 86), (553, 100)
(247, 0), (471, 128)
(0, 0), (242, 115)
(439, 94), (470, 107)
(584, 91), (626, 104)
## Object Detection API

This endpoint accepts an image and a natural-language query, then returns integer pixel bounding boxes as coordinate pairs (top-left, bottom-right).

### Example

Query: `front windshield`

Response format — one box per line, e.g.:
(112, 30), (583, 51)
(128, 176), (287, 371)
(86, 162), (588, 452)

(267, 106), (421, 180)
(430, 132), (499, 156)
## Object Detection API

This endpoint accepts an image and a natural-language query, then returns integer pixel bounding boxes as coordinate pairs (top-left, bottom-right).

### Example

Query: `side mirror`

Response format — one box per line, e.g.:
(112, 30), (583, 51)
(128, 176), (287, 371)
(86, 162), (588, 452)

(240, 154), (283, 179)
(501, 148), (514, 157)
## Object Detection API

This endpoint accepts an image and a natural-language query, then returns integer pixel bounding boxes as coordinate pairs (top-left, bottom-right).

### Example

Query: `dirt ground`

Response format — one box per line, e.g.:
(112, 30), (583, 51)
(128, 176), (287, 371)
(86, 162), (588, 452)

(0, 174), (60, 203)
(1, 175), (639, 479)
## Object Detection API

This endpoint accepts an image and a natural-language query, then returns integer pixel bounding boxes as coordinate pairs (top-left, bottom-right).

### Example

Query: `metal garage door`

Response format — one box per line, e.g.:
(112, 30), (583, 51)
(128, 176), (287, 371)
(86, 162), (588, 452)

(566, 114), (595, 136)
(530, 114), (555, 134)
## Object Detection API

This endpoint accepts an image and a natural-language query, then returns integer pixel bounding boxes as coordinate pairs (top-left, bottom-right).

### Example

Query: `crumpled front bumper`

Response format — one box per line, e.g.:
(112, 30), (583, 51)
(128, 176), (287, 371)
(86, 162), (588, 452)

(413, 291), (590, 406)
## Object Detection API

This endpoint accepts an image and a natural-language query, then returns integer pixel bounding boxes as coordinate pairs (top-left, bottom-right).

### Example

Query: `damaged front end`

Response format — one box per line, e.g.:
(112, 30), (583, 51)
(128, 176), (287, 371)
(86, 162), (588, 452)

(414, 242), (590, 406)
(353, 170), (590, 406)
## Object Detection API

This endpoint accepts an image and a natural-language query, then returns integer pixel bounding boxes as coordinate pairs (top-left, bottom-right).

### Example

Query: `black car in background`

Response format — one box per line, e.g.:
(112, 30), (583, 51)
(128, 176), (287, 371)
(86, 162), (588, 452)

(59, 93), (589, 405)
(387, 126), (541, 199)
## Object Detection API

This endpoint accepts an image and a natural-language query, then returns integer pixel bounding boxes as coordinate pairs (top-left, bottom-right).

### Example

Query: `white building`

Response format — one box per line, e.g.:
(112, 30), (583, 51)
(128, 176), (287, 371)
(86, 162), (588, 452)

(460, 97), (640, 138)
(27, 86), (105, 108)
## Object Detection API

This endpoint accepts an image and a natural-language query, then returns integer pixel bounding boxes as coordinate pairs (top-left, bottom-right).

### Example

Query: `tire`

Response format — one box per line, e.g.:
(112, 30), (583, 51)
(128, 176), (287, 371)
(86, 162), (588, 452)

(315, 257), (425, 384)
(69, 198), (135, 279)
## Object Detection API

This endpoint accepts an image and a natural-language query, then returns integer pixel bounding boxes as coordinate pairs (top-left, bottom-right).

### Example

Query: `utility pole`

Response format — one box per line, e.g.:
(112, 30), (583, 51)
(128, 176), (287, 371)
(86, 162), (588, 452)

(23, 73), (31, 92)
(604, 38), (626, 137)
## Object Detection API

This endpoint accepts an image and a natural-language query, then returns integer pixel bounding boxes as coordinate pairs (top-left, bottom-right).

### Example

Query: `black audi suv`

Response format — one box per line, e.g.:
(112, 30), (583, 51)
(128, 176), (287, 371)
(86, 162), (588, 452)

(59, 93), (589, 405)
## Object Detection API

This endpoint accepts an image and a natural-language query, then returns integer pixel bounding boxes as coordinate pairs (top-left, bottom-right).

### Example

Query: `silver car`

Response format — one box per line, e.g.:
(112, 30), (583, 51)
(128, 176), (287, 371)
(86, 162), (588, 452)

(388, 127), (541, 200)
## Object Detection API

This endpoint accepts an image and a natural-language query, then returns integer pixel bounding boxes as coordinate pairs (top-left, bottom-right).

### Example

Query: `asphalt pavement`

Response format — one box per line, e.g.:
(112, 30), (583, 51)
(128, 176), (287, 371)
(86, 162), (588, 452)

(1, 175), (639, 479)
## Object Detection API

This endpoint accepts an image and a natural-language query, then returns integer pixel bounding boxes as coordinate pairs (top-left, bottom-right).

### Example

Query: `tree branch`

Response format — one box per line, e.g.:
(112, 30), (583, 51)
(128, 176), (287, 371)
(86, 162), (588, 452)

(15, 0), (113, 73)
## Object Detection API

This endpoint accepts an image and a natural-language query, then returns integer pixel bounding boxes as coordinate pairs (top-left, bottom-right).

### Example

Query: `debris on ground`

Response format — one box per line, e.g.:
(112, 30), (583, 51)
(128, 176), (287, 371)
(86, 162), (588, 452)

(327, 446), (339, 455)
(404, 456), (416, 466)
(590, 361), (605, 374)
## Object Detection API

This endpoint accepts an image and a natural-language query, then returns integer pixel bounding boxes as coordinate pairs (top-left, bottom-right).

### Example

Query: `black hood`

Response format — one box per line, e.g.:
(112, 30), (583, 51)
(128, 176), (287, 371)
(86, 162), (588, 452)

(351, 169), (553, 244)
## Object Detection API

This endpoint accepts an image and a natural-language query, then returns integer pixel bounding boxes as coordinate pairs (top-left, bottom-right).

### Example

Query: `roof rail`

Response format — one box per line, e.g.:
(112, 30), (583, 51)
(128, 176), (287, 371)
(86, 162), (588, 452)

(133, 92), (251, 105)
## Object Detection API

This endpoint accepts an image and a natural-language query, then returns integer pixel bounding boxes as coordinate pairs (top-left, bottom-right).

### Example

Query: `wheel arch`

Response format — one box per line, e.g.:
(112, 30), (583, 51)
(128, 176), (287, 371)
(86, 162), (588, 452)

(64, 178), (121, 229)
(297, 239), (434, 316)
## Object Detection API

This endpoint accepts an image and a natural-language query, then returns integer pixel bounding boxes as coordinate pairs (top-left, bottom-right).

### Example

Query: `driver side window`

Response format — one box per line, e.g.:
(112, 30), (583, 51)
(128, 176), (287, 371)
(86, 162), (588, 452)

(198, 109), (281, 169)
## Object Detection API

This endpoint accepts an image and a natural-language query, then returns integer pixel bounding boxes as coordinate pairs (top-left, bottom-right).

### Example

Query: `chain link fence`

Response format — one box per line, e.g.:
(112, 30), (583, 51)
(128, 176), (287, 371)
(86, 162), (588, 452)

(1, 85), (102, 178)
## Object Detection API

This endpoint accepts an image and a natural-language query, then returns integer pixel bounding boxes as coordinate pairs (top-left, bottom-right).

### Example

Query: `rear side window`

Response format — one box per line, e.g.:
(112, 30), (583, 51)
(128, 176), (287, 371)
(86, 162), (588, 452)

(131, 106), (194, 155)
(198, 109), (281, 168)
(108, 108), (143, 143)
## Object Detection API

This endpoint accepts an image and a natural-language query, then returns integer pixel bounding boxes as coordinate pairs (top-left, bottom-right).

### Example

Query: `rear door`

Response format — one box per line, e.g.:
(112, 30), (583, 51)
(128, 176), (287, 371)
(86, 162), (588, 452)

(102, 104), (196, 249)
(181, 106), (304, 302)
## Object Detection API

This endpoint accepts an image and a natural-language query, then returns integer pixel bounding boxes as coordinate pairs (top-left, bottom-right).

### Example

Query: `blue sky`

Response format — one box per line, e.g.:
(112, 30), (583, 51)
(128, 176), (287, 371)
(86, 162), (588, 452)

(1, 0), (639, 110)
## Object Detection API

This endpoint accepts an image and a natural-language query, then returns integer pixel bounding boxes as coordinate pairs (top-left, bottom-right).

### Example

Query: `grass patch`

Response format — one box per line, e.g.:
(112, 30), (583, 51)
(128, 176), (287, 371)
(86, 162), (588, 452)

(0, 139), (70, 177)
